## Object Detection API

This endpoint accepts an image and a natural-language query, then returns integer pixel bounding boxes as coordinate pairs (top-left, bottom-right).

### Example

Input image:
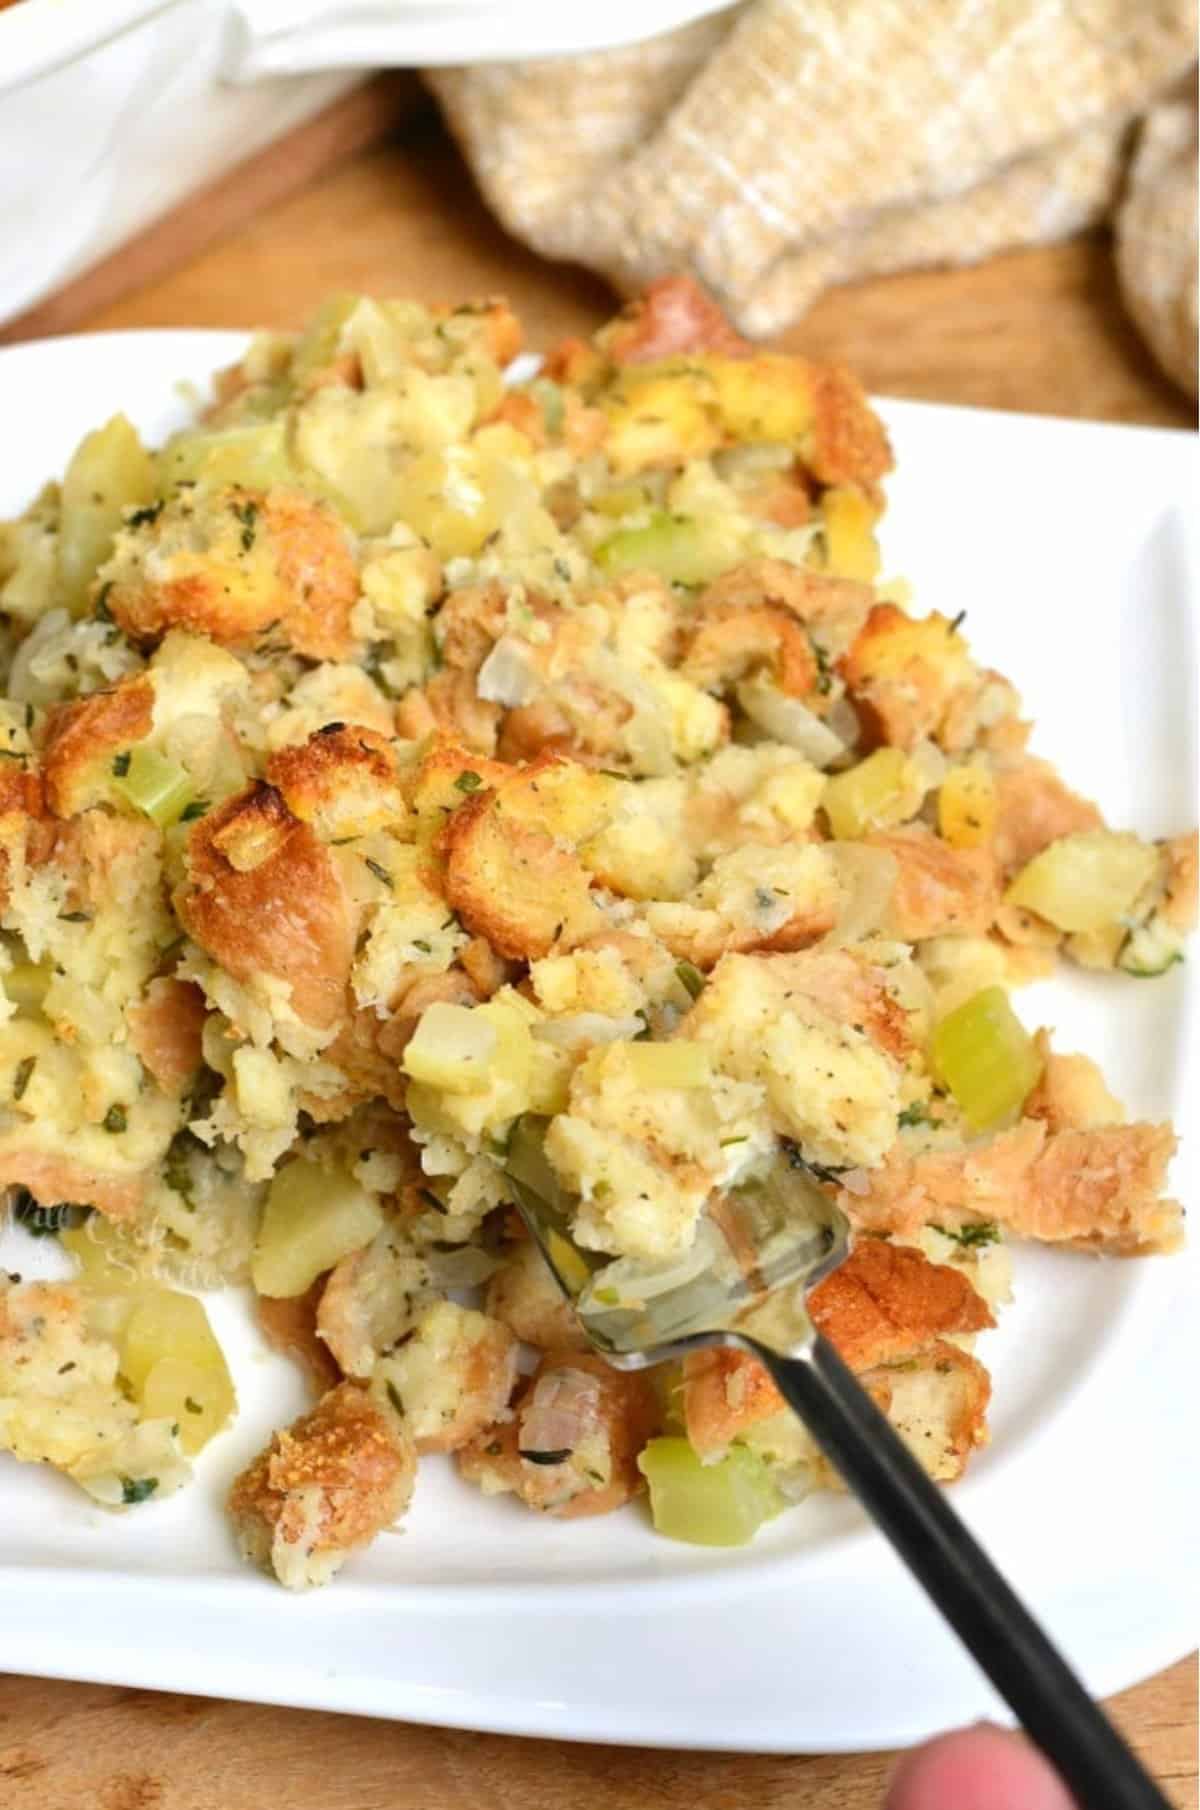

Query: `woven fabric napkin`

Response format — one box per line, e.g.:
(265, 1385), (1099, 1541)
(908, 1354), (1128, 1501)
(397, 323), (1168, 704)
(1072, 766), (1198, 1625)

(428, 0), (1198, 397)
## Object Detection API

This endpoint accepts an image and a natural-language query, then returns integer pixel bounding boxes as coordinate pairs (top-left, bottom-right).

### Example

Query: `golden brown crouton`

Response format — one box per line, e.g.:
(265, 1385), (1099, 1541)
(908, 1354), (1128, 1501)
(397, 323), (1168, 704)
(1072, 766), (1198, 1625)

(846, 1117), (1182, 1255)
(126, 977), (207, 1098)
(227, 1380), (416, 1589)
(840, 604), (978, 750)
(805, 364), (895, 493)
(458, 1350), (658, 1518)
(256, 1280), (342, 1397)
(680, 602), (818, 698)
(395, 669), (502, 755)
(102, 486), (358, 661)
(316, 1220), (433, 1379)
(698, 559), (873, 653)
(0, 763), (52, 910)
(596, 274), (752, 365)
(373, 1301), (519, 1454)
(869, 825), (998, 940)
(1024, 1032), (1125, 1134)
(438, 759), (606, 961)
(991, 757), (1104, 879)
(684, 1239), (992, 1458)
(431, 296), (522, 368)
(41, 674), (155, 818)
(0, 1148), (143, 1220)
(175, 784), (357, 1032)
(860, 1341), (991, 1482)
(265, 724), (408, 843)
(484, 1236), (590, 1353)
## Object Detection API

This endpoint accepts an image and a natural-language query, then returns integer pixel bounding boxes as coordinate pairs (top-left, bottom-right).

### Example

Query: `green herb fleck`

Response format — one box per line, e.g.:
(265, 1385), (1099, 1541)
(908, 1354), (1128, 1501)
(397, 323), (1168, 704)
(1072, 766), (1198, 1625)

(418, 1187), (447, 1216)
(364, 857), (393, 889)
(519, 1448), (572, 1466)
(184, 1397), (203, 1415)
(385, 1380), (405, 1418)
(932, 1220), (1000, 1249)
(126, 501), (164, 530)
(58, 910), (91, 924)
(103, 1105), (127, 1135)
(111, 751), (132, 778)
(898, 1102), (932, 1130)
(93, 584), (114, 623)
(719, 1135), (749, 1148)
(232, 499), (259, 552)
(12, 1056), (36, 1102)
(454, 769), (483, 794)
(412, 939), (431, 954)
(179, 800), (209, 823)
(812, 640), (833, 695)
(120, 1476), (159, 1505)
(674, 961), (705, 1000)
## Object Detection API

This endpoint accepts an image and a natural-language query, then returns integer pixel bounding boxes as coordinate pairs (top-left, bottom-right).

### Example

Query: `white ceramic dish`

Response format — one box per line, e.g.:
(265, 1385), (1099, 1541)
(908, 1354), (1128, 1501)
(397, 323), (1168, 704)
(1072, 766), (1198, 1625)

(0, 330), (1195, 1752)
(0, 3), (356, 327)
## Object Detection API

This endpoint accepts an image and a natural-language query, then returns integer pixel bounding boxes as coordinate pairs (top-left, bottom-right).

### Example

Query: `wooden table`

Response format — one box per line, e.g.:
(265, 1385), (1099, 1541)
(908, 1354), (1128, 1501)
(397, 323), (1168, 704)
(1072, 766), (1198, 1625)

(1, 104), (1195, 1810)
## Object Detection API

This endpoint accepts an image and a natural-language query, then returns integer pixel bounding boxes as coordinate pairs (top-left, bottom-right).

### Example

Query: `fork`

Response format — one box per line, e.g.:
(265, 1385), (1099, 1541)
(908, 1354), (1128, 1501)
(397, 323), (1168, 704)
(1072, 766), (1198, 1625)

(505, 1116), (1170, 1810)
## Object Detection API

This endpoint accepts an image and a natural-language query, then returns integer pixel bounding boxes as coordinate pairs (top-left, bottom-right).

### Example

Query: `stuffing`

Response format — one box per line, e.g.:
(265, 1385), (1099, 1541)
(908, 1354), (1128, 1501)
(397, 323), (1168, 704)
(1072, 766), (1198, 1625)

(316, 1219), (435, 1378)
(458, 1350), (658, 1517)
(845, 1117), (1182, 1255)
(685, 1240), (992, 1483)
(175, 783), (357, 1034)
(484, 1236), (589, 1352)
(869, 825), (999, 940)
(99, 486), (359, 661)
(0, 281), (1189, 1576)
(370, 1299), (519, 1452)
(228, 1379), (416, 1589)
(0, 1277), (189, 1505)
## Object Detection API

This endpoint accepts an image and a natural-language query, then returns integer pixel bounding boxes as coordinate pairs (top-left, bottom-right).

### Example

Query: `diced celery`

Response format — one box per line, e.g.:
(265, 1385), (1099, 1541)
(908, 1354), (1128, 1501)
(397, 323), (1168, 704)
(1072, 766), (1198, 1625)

(59, 415), (156, 616)
(120, 1290), (235, 1455)
(4, 959), (52, 1017)
(822, 748), (921, 840)
(594, 510), (736, 586)
(638, 1437), (786, 1546)
(1005, 831), (1160, 934)
(402, 1002), (498, 1094)
(622, 1041), (711, 1090)
(251, 1160), (383, 1298)
(592, 482), (653, 520)
(160, 419), (295, 494)
(112, 746), (194, 828)
(1118, 920), (1185, 978)
(929, 986), (1043, 1132)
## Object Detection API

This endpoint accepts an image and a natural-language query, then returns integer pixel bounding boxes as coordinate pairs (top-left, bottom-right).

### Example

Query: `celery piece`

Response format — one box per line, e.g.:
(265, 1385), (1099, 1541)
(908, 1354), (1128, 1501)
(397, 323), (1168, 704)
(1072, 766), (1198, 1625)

(112, 746), (194, 828)
(822, 747), (920, 841)
(595, 511), (732, 587)
(638, 1437), (786, 1546)
(5, 959), (52, 1017)
(930, 986), (1043, 1132)
(251, 1160), (383, 1298)
(1005, 831), (1160, 934)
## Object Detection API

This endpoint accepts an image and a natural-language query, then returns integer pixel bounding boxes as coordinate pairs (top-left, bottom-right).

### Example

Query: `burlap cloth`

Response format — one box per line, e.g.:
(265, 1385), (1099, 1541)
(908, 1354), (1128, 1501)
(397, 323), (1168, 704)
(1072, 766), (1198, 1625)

(428, 0), (1198, 399)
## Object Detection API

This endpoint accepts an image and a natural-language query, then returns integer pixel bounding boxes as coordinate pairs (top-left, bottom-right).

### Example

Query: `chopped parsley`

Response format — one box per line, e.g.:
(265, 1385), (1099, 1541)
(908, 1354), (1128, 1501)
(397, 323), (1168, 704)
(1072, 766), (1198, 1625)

(11, 1191), (84, 1239)
(179, 800), (209, 823)
(932, 1221), (1000, 1248)
(418, 1187), (447, 1216)
(812, 640), (833, 695)
(12, 1056), (36, 1101)
(120, 1476), (159, 1505)
(93, 584), (114, 623)
(232, 498), (259, 552)
(111, 751), (131, 778)
(385, 1380), (405, 1418)
(364, 857), (394, 889)
(102, 1104), (127, 1135)
(454, 769), (482, 794)
(184, 1397), (203, 1415)
(126, 500), (164, 530)
(519, 1448), (572, 1466)
(897, 1102), (933, 1130)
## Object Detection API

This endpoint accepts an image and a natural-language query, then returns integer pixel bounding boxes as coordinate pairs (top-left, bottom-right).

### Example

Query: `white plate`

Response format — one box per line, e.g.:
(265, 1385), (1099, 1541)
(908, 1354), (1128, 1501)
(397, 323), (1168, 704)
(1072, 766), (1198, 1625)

(0, 331), (1196, 1752)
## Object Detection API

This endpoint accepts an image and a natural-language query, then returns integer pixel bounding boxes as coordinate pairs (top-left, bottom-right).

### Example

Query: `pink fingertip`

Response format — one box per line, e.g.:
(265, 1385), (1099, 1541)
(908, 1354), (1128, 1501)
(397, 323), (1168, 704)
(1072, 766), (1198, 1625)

(885, 1723), (1081, 1810)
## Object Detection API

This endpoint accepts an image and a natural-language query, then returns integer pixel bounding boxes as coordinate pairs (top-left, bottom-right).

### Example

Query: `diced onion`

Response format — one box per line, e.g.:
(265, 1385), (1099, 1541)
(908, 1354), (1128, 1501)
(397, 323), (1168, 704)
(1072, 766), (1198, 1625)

(822, 843), (899, 946)
(736, 679), (846, 768)
(477, 635), (541, 707)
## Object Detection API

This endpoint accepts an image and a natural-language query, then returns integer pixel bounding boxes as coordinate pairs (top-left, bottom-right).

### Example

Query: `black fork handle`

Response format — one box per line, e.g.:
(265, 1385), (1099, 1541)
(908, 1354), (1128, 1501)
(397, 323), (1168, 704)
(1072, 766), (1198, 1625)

(747, 1332), (1170, 1810)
